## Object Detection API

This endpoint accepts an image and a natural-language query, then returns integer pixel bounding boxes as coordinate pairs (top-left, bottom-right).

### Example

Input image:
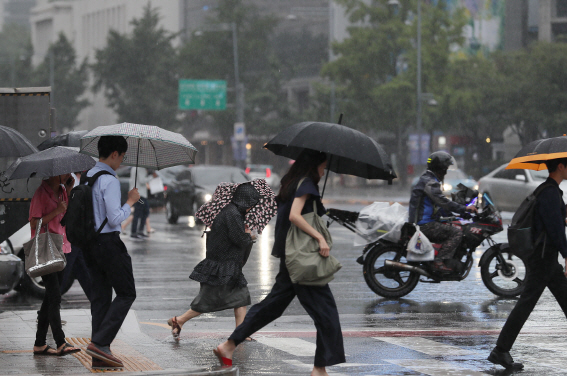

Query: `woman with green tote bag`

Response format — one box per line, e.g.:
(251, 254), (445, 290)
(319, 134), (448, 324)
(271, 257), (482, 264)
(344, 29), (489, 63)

(214, 150), (345, 376)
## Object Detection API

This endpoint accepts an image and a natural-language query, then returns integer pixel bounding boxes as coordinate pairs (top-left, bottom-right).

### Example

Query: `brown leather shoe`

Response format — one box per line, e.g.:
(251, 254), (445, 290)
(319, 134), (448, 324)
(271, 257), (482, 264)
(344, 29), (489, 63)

(431, 260), (453, 273)
(85, 343), (123, 368)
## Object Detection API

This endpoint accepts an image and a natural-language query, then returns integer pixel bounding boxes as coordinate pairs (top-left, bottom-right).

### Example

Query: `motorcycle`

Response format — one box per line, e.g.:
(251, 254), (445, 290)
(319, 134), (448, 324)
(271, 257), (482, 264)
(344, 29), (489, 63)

(326, 186), (527, 299)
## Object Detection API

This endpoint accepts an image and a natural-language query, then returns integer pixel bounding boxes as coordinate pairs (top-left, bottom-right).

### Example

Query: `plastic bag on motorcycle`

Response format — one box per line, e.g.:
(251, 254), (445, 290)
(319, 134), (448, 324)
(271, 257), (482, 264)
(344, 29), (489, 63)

(354, 202), (408, 246)
(406, 225), (435, 261)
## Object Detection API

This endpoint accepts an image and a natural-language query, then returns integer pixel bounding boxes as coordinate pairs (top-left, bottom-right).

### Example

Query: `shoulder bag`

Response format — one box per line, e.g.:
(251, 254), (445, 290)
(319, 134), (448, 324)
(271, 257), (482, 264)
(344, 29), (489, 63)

(23, 218), (66, 278)
(285, 190), (342, 286)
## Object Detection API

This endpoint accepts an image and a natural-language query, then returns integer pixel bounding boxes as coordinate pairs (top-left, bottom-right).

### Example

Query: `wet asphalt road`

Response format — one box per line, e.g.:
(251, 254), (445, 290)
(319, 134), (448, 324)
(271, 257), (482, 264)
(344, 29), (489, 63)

(3, 199), (567, 375)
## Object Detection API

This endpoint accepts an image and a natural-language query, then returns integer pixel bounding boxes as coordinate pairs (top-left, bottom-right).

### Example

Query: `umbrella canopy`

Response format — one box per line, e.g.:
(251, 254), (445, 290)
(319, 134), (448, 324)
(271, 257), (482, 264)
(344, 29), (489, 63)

(0, 125), (38, 157)
(195, 179), (277, 234)
(264, 121), (397, 181)
(37, 130), (88, 151)
(506, 136), (567, 171)
(5, 146), (96, 180)
(80, 123), (197, 169)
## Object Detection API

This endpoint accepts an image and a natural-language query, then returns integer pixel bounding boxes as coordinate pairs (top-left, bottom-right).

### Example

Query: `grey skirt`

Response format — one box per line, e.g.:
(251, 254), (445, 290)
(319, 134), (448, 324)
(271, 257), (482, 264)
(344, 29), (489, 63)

(190, 283), (251, 313)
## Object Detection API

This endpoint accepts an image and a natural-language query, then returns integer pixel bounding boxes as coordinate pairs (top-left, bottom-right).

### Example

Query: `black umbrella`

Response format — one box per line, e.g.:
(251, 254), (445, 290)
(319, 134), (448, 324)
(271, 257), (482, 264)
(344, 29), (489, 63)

(37, 130), (89, 151)
(6, 146), (96, 180)
(0, 125), (38, 157)
(506, 136), (567, 171)
(265, 121), (397, 184)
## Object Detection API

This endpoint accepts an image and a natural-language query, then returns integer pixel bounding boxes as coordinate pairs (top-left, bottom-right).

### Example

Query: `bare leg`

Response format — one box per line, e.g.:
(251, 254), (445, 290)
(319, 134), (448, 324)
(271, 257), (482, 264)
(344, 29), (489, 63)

(122, 214), (133, 231)
(146, 217), (153, 232)
(311, 366), (328, 376)
(177, 309), (201, 327)
(169, 309), (201, 337)
(216, 339), (236, 360)
(234, 306), (246, 327)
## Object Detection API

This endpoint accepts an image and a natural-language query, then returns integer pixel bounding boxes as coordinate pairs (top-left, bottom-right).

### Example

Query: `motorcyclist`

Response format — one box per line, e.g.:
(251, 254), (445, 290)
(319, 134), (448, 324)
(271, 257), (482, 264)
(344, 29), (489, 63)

(408, 151), (478, 272)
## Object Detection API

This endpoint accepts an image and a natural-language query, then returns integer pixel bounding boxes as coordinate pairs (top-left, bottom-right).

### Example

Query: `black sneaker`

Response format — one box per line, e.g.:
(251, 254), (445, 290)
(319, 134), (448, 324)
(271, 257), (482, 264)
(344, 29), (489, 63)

(138, 233), (150, 238)
(488, 348), (524, 370)
(130, 234), (144, 241)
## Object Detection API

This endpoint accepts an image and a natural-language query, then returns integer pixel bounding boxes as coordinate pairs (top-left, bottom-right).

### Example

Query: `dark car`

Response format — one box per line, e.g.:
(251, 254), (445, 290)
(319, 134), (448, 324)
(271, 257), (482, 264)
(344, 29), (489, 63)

(163, 165), (251, 224)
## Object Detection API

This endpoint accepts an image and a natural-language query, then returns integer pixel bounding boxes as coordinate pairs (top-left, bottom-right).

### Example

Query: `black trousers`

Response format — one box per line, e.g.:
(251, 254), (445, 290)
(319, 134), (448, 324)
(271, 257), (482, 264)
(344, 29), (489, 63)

(88, 232), (136, 347)
(60, 244), (92, 301)
(229, 258), (346, 367)
(131, 197), (150, 235)
(420, 221), (463, 260)
(35, 272), (66, 348)
(496, 248), (567, 351)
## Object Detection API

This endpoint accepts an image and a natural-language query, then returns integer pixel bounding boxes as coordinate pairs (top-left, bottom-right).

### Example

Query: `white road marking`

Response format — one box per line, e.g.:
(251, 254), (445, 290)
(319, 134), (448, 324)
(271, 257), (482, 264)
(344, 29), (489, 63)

(255, 337), (316, 356)
(386, 359), (488, 376)
(374, 336), (477, 356)
(283, 360), (351, 376)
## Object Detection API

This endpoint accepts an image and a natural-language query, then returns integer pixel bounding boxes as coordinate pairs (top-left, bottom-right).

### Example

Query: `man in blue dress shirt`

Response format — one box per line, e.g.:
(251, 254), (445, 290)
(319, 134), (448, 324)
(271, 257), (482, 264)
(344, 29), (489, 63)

(84, 136), (140, 369)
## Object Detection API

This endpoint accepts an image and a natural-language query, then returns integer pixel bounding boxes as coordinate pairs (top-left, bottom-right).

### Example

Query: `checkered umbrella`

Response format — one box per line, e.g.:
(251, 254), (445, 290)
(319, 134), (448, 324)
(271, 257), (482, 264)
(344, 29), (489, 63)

(195, 179), (277, 234)
(80, 123), (198, 185)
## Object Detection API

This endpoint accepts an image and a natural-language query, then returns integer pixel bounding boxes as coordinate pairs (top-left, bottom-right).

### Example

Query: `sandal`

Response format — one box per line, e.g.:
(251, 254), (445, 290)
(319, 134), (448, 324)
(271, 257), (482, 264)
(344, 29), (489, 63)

(57, 343), (81, 356)
(167, 316), (182, 340)
(33, 345), (57, 356)
(244, 337), (256, 342)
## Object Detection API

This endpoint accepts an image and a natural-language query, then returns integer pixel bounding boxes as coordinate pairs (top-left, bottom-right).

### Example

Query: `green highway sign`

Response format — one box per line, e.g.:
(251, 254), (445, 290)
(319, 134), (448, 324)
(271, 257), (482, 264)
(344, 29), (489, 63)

(178, 79), (226, 110)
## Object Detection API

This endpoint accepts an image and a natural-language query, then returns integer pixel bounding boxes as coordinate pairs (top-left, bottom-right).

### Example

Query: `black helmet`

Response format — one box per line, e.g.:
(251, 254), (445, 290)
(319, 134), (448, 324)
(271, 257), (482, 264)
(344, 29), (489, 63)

(427, 151), (454, 174)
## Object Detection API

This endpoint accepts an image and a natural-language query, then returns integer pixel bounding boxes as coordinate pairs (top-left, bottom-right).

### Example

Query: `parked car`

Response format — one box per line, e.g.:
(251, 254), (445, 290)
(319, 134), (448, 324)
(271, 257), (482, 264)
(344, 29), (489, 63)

(479, 163), (567, 212)
(246, 164), (280, 188)
(163, 165), (251, 224)
(411, 168), (478, 196)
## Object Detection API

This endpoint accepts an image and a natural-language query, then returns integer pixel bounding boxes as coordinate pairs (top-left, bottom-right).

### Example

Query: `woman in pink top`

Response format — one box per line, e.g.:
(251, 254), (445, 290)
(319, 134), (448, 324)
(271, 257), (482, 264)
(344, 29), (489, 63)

(29, 173), (81, 356)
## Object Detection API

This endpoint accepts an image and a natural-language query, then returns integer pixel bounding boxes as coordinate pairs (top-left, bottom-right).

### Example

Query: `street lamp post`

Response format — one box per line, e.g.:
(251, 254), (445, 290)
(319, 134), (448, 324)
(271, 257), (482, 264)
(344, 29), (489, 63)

(416, 0), (423, 166)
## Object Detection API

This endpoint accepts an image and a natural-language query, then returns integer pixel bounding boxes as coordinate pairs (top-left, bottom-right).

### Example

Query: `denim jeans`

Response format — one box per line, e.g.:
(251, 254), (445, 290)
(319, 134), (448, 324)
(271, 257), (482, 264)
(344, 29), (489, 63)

(35, 272), (66, 348)
(131, 197), (150, 235)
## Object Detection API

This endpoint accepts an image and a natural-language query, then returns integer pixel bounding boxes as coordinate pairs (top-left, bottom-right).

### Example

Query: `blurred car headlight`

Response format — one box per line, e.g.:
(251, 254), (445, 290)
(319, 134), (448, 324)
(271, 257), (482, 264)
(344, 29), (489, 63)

(204, 193), (212, 202)
(443, 183), (453, 191)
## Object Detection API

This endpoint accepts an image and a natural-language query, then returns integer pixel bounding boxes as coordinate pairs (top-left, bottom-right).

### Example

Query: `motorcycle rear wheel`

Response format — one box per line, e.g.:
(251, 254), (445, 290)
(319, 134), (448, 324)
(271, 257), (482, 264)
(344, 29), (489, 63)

(481, 246), (527, 298)
(363, 244), (420, 298)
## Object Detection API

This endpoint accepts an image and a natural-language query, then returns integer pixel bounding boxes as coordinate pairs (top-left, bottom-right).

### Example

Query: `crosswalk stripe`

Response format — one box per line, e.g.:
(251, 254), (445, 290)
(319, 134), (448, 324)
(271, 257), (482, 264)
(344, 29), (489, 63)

(255, 337), (316, 357)
(283, 360), (350, 376)
(386, 359), (488, 376)
(374, 336), (477, 356)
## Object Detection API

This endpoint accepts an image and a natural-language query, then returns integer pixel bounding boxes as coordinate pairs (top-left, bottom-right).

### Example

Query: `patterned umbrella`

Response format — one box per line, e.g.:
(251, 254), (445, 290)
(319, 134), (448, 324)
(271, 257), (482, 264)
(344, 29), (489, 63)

(195, 179), (277, 234)
(80, 123), (198, 170)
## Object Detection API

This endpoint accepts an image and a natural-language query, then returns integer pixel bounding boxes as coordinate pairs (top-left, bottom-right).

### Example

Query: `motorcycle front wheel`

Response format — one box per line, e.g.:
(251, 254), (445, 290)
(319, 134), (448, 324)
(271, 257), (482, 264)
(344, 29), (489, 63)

(363, 243), (420, 298)
(480, 246), (527, 298)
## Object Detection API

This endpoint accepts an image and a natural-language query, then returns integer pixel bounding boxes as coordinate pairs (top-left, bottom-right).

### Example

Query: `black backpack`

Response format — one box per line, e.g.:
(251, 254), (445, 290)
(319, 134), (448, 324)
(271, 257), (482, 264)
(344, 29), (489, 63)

(507, 182), (554, 259)
(63, 170), (113, 256)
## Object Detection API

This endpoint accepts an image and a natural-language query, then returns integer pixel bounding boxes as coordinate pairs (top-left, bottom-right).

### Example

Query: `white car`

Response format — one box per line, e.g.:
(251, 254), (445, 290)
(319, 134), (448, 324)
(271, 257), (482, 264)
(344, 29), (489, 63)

(246, 164), (280, 188)
(478, 163), (567, 212)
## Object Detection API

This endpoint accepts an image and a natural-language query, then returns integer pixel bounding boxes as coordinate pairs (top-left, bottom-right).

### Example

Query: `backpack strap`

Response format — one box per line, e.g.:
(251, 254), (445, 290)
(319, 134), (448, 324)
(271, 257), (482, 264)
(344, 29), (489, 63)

(84, 170), (115, 234)
(532, 182), (561, 255)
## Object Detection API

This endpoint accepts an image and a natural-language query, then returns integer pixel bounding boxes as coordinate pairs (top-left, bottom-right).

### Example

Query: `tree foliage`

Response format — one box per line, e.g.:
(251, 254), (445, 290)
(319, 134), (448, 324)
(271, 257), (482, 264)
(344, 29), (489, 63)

(32, 33), (89, 132)
(92, 4), (178, 128)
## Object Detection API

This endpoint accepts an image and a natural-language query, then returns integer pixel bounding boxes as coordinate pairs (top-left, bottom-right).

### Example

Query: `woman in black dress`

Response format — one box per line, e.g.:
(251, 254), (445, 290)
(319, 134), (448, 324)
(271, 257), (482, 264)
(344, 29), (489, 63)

(213, 151), (345, 376)
(167, 183), (260, 339)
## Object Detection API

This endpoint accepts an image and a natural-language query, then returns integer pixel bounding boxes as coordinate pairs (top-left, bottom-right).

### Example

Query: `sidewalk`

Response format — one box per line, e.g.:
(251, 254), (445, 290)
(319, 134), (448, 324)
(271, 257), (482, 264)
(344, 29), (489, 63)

(0, 309), (237, 375)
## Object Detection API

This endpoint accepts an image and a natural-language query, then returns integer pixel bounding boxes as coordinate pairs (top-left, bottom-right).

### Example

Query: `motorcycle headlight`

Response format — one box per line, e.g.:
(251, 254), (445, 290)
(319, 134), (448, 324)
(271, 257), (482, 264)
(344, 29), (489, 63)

(473, 184), (479, 191)
(443, 183), (453, 191)
(204, 193), (212, 202)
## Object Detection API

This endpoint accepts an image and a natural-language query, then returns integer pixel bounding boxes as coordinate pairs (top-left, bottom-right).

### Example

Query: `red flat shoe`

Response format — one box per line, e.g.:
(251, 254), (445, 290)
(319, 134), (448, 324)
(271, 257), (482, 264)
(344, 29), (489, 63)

(213, 347), (232, 367)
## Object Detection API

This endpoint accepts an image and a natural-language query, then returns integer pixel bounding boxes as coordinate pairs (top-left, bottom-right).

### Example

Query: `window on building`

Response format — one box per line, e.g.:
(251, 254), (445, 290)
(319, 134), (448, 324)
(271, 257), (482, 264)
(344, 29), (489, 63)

(557, 0), (567, 17)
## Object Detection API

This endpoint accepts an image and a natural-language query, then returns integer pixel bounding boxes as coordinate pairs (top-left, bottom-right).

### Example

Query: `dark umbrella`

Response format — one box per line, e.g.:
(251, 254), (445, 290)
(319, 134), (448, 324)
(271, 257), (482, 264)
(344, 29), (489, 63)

(0, 125), (38, 157)
(506, 135), (567, 171)
(37, 130), (88, 151)
(264, 121), (397, 195)
(5, 146), (96, 180)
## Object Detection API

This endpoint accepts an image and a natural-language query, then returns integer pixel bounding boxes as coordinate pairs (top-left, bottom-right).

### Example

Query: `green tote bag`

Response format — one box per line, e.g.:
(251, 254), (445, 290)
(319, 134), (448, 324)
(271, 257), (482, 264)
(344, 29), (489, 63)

(285, 200), (342, 286)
